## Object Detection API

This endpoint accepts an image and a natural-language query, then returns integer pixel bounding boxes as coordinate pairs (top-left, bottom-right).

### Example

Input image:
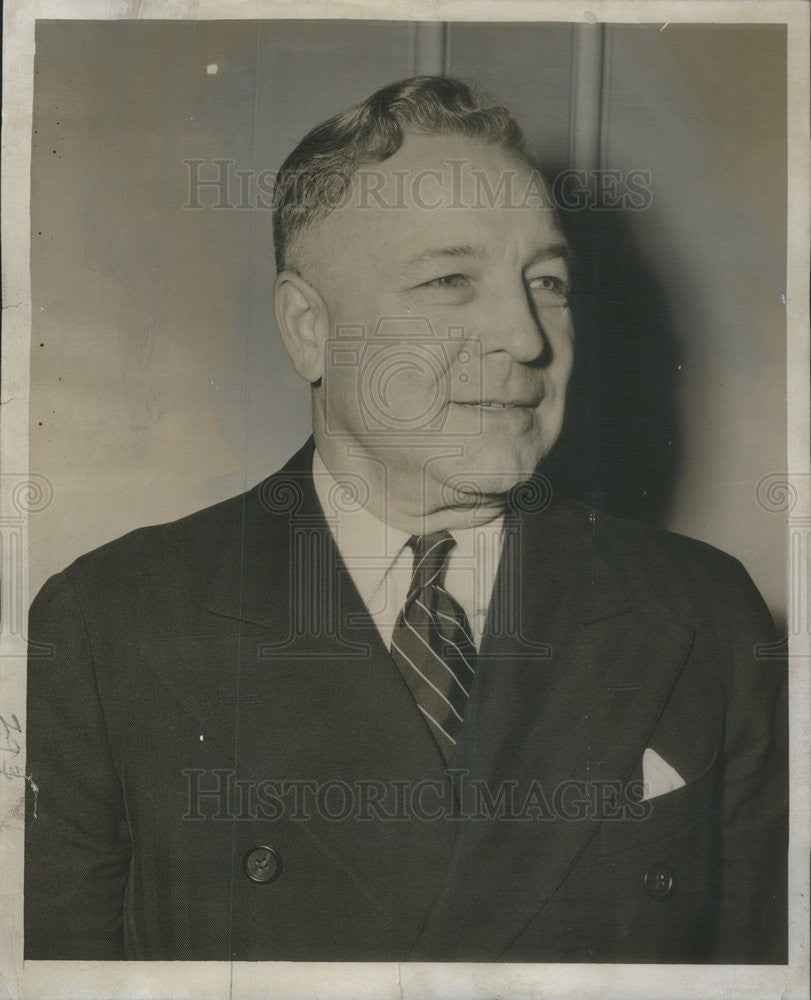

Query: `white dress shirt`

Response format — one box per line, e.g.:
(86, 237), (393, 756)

(312, 450), (505, 651)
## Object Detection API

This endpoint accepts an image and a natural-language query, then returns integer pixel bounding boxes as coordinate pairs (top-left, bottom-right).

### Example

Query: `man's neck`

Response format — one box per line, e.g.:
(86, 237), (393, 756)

(312, 438), (507, 535)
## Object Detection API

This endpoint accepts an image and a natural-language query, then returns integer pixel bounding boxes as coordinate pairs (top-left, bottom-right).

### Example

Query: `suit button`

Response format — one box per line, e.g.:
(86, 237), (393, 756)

(644, 863), (674, 900)
(243, 846), (282, 884)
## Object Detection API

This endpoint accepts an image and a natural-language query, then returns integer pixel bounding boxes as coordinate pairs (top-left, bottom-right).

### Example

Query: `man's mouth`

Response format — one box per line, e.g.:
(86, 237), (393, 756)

(455, 398), (541, 409)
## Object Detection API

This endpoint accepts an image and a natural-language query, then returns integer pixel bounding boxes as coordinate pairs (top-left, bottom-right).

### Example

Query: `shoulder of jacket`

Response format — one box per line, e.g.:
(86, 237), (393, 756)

(533, 498), (754, 604)
(568, 498), (741, 563)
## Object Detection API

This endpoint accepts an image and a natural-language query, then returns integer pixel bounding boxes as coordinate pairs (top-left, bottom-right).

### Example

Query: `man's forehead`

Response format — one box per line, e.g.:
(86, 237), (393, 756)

(313, 204), (565, 281)
(302, 132), (562, 275)
(370, 198), (565, 263)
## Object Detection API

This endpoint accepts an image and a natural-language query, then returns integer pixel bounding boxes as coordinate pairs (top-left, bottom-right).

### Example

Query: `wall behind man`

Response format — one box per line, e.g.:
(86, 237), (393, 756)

(29, 19), (787, 623)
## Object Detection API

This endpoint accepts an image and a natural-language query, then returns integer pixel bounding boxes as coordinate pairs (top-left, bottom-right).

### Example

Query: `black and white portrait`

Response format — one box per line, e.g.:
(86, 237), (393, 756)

(2, 5), (807, 1000)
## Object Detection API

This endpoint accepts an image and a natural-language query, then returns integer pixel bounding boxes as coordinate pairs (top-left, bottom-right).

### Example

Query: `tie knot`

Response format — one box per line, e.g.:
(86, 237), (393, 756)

(407, 531), (456, 598)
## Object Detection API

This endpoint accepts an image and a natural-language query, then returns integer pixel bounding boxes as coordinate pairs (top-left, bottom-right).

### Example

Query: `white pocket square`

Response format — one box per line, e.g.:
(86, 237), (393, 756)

(641, 748), (686, 801)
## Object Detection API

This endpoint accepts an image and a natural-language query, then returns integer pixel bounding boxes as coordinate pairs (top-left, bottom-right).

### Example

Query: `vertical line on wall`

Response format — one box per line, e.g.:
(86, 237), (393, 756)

(407, 22), (416, 74)
(569, 22), (606, 171)
(411, 22), (449, 77)
(599, 25), (613, 171)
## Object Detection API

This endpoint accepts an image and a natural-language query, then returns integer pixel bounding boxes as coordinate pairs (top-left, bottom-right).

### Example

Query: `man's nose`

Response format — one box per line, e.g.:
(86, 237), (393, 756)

(480, 283), (548, 364)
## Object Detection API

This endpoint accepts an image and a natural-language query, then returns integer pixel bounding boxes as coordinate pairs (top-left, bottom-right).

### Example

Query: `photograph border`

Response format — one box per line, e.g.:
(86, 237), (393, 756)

(2, 2), (808, 998)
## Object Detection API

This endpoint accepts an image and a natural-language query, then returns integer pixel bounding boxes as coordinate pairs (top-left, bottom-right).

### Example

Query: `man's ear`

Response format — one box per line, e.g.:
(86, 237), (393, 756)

(273, 270), (328, 383)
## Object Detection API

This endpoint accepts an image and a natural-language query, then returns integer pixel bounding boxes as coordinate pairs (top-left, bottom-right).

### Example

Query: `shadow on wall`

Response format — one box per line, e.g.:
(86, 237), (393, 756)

(542, 203), (683, 528)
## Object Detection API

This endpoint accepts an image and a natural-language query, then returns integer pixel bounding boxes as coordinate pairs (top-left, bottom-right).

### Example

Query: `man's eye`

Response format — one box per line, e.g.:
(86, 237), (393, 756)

(528, 274), (570, 303)
(422, 273), (470, 289)
(528, 275), (567, 293)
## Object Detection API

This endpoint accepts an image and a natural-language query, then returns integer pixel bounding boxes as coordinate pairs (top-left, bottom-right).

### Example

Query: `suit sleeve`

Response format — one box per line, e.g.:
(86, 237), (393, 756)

(25, 571), (130, 960)
(712, 559), (788, 963)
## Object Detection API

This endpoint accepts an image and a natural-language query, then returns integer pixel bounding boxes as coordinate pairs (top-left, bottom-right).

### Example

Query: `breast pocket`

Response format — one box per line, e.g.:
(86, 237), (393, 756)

(598, 751), (721, 859)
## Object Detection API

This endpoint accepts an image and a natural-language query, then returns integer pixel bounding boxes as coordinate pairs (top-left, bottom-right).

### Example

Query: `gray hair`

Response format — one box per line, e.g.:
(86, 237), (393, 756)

(272, 75), (544, 273)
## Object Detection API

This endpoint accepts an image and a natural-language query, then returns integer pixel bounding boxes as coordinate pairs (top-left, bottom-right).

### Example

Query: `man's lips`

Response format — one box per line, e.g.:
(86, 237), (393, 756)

(453, 397), (542, 409)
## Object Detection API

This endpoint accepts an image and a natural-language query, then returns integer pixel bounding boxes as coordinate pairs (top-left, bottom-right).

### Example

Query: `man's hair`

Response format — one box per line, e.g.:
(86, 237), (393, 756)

(272, 75), (544, 273)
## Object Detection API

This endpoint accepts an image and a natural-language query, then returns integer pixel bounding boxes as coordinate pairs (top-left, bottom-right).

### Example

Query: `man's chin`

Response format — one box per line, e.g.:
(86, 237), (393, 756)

(434, 459), (542, 511)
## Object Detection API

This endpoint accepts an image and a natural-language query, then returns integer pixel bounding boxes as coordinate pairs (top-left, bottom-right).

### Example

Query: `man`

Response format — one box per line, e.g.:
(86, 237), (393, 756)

(25, 76), (787, 963)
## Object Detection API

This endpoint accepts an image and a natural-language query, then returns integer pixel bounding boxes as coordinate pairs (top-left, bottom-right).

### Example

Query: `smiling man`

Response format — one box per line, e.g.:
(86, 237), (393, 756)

(274, 127), (574, 527)
(25, 76), (787, 963)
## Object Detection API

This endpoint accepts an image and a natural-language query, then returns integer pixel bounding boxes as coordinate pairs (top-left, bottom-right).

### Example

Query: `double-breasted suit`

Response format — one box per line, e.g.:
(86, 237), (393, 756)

(25, 439), (787, 962)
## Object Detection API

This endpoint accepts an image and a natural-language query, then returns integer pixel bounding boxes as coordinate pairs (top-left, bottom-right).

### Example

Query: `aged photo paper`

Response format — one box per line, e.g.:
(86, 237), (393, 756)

(2, 1), (808, 998)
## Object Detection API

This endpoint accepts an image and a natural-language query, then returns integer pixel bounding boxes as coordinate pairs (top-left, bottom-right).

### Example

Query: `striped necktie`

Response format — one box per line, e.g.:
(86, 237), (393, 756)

(390, 531), (477, 761)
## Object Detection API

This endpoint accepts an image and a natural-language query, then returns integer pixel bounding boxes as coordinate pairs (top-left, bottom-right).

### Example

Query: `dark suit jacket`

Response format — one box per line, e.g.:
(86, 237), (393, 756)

(25, 438), (787, 962)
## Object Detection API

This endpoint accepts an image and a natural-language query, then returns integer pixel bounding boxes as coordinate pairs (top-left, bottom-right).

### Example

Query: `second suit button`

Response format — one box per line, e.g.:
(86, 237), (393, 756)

(644, 863), (674, 900)
(243, 846), (282, 884)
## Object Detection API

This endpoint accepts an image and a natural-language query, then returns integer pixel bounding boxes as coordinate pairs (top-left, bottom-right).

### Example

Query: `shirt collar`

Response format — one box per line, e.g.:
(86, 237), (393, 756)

(312, 449), (505, 647)
(312, 449), (411, 592)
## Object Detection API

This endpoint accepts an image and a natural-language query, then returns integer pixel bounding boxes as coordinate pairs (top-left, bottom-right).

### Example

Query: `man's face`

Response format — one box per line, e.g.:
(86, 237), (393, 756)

(305, 132), (574, 519)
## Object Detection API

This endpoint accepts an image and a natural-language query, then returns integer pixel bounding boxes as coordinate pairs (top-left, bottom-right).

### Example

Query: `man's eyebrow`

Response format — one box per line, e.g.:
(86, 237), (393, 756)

(404, 240), (574, 269)
(526, 241), (575, 267)
(405, 243), (489, 267)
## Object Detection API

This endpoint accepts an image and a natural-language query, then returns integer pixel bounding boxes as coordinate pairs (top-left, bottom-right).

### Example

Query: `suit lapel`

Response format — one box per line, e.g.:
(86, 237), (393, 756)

(411, 499), (696, 960)
(195, 439), (444, 775)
